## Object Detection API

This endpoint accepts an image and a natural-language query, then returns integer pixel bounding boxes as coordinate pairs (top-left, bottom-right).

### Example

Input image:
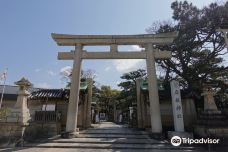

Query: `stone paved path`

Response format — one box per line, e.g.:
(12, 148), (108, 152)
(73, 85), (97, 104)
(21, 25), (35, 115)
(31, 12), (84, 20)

(0, 122), (219, 152)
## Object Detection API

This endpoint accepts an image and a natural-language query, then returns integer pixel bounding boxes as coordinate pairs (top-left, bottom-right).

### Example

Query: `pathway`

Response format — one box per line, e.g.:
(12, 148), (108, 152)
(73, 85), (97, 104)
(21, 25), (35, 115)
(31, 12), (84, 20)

(0, 122), (213, 152)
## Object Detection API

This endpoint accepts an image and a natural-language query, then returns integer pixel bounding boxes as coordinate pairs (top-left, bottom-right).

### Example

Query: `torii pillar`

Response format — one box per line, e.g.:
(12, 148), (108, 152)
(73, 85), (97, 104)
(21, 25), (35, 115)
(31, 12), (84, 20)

(65, 44), (83, 136)
(146, 44), (162, 133)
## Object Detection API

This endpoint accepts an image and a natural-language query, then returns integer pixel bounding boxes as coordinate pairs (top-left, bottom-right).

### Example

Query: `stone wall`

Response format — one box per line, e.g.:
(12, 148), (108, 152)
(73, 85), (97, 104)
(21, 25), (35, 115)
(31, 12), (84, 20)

(27, 99), (90, 130)
(0, 122), (27, 147)
(142, 99), (197, 130)
(1, 100), (16, 109)
(0, 121), (61, 146)
(0, 122), (26, 138)
(23, 122), (61, 141)
(194, 126), (228, 138)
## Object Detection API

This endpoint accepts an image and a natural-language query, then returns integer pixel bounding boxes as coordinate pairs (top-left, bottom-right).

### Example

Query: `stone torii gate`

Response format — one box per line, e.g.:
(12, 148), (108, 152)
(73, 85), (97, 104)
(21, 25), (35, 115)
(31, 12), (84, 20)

(52, 32), (177, 136)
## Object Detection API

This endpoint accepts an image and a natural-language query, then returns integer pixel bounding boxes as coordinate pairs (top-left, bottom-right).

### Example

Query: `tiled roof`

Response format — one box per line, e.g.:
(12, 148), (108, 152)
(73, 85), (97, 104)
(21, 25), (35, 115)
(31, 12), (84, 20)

(29, 89), (69, 100)
(29, 82), (89, 100)
(0, 82), (89, 101)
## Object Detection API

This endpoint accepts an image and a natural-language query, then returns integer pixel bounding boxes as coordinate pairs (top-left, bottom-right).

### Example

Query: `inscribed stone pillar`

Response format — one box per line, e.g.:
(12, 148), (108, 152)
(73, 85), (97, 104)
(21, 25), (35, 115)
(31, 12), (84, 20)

(66, 44), (83, 134)
(170, 80), (185, 132)
(146, 43), (162, 133)
(168, 80), (193, 140)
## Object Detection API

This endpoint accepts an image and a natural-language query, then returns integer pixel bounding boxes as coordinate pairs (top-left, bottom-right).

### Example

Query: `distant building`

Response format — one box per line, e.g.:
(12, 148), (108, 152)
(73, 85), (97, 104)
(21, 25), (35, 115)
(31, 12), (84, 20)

(0, 83), (94, 135)
(0, 85), (39, 108)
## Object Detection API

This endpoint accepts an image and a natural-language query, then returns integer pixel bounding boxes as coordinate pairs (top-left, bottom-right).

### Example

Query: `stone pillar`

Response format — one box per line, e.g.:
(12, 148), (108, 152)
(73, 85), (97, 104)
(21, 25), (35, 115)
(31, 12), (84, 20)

(168, 80), (193, 139)
(83, 94), (88, 128)
(86, 78), (92, 128)
(110, 44), (118, 52)
(140, 93), (146, 128)
(170, 80), (184, 132)
(113, 101), (117, 122)
(65, 44), (83, 135)
(136, 79), (143, 128)
(146, 43), (162, 133)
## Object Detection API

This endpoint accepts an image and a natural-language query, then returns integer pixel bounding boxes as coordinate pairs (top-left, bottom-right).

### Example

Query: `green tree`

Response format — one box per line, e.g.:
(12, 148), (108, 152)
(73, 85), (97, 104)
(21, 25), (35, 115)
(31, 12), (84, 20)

(117, 69), (147, 110)
(118, 69), (147, 90)
(98, 85), (120, 120)
(100, 86), (120, 100)
(146, 1), (228, 93)
(60, 68), (97, 88)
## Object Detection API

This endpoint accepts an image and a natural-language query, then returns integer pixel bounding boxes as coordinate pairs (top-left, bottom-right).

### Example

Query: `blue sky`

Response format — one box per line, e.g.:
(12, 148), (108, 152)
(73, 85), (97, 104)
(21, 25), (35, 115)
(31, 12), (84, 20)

(0, 0), (226, 89)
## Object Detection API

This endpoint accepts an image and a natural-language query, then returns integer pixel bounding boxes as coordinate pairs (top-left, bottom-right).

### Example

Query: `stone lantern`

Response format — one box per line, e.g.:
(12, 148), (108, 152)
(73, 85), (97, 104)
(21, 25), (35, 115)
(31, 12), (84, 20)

(201, 83), (220, 113)
(194, 82), (228, 137)
(14, 78), (32, 109)
(0, 77), (32, 140)
(7, 77), (32, 124)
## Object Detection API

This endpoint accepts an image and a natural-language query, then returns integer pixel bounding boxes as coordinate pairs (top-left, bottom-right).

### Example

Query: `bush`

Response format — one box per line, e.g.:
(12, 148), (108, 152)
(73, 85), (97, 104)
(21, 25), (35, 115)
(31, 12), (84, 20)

(0, 108), (11, 120)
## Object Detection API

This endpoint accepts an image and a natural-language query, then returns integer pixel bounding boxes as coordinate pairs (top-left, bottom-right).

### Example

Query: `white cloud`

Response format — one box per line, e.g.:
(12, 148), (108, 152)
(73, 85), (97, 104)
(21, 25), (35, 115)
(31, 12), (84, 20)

(120, 45), (144, 52)
(47, 70), (56, 76)
(112, 45), (146, 73)
(113, 59), (146, 73)
(131, 45), (143, 51)
(36, 82), (51, 88)
(60, 66), (72, 77)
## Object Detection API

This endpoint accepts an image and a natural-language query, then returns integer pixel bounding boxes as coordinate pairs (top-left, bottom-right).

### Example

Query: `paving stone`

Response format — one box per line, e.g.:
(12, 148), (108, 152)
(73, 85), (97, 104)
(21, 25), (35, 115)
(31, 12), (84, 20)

(50, 137), (167, 144)
(13, 122), (209, 152)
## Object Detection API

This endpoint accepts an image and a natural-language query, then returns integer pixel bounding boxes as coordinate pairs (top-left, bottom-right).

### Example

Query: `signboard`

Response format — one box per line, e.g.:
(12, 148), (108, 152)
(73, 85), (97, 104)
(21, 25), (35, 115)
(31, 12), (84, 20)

(170, 80), (184, 132)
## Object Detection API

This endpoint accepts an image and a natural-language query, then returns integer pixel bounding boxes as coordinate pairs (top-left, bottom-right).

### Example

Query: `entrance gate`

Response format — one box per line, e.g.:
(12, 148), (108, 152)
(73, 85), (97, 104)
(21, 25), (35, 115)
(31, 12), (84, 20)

(52, 32), (178, 135)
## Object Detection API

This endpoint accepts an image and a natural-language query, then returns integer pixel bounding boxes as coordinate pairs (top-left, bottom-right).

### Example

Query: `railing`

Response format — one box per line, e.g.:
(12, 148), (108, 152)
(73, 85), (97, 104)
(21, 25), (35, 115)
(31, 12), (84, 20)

(34, 111), (60, 122)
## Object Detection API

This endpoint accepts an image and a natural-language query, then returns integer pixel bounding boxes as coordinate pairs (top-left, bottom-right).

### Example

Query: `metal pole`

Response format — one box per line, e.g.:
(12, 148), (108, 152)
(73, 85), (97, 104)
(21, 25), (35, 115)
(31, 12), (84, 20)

(0, 69), (7, 108)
